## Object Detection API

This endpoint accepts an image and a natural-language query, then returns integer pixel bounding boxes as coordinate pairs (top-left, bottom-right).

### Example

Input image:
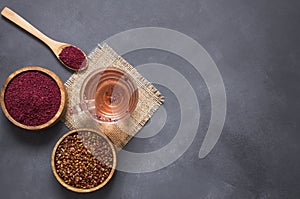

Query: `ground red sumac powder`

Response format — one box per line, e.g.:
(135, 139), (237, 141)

(4, 71), (61, 126)
(58, 46), (87, 70)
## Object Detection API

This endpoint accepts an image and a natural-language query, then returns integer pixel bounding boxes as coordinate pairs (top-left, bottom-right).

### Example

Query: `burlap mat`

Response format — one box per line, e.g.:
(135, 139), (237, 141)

(63, 44), (164, 150)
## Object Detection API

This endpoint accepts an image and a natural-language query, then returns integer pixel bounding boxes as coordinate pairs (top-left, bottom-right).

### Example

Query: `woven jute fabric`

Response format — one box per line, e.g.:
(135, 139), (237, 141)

(63, 44), (164, 150)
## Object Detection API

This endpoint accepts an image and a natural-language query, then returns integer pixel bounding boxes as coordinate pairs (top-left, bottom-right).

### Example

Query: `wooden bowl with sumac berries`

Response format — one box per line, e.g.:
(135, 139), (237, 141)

(51, 129), (117, 193)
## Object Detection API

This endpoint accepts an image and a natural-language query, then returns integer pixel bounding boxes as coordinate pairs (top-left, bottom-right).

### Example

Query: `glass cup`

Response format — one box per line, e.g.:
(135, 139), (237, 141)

(71, 67), (139, 123)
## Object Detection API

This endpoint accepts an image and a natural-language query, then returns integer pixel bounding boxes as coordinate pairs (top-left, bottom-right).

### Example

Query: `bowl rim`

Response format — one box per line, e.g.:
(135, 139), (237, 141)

(0, 66), (67, 130)
(51, 128), (117, 193)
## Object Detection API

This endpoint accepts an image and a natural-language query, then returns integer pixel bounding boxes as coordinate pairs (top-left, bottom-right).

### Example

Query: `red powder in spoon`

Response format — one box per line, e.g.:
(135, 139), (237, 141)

(4, 71), (61, 126)
(58, 46), (87, 70)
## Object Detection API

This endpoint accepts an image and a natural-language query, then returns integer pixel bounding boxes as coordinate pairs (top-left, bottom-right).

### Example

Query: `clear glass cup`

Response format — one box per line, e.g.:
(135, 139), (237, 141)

(71, 67), (139, 123)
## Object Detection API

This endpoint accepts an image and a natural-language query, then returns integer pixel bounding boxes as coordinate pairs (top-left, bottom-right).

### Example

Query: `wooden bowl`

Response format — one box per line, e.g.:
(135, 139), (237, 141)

(0, 66), (67, 130)
(51, 129), (117, 193)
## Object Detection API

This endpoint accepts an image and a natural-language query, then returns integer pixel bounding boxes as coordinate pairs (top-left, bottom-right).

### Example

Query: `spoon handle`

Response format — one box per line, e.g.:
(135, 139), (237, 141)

(1, 7), (60, 51)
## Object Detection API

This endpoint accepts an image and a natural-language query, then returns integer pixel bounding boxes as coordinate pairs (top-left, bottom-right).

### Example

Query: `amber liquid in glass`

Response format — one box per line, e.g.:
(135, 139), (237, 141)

(91, 68), (138, 122)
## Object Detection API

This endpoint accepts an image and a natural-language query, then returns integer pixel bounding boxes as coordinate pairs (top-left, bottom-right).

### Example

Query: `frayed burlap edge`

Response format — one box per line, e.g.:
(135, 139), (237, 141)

(62, 44), (164, 150)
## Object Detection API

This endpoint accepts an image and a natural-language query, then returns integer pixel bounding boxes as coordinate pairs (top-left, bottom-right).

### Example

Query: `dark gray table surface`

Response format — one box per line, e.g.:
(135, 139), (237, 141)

(0, 0), (300, 198)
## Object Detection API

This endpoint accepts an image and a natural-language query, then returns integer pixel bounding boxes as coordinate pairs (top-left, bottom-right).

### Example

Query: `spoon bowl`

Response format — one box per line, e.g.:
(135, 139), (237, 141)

(1, 7), (88, 71)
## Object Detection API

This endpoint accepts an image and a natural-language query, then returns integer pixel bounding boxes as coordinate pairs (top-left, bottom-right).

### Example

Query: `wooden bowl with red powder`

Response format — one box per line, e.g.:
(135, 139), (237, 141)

(0, 66), (67, 130)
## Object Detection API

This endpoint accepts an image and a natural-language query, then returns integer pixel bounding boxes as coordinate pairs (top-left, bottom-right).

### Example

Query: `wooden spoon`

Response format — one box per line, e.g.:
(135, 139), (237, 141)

(1, 7), (88, 71)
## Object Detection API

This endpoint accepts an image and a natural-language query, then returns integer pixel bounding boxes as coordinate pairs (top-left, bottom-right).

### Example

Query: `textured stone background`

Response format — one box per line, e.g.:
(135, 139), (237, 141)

(0, 0), (299, 198)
